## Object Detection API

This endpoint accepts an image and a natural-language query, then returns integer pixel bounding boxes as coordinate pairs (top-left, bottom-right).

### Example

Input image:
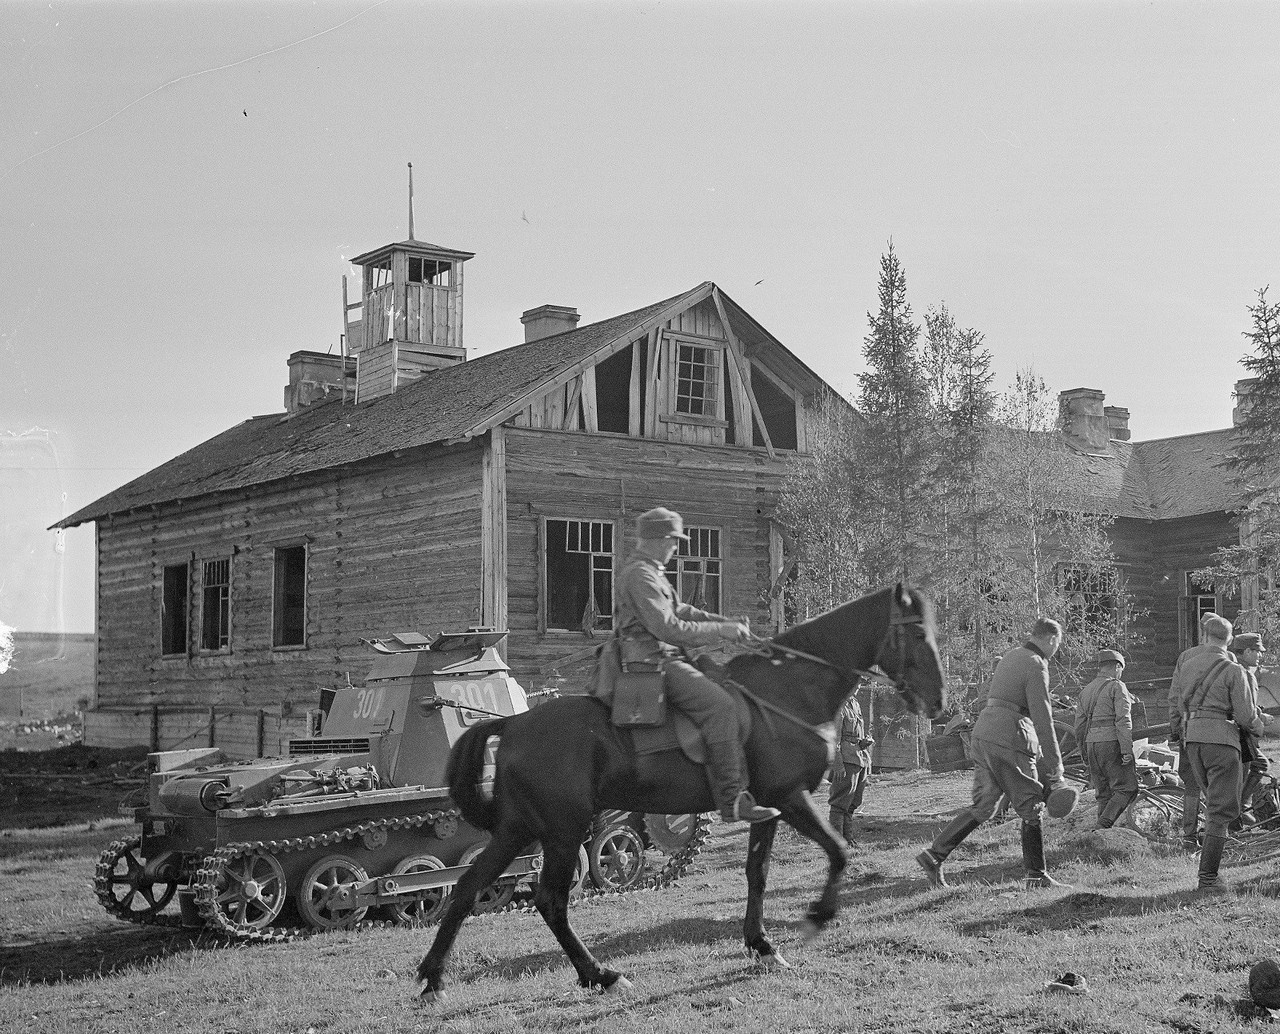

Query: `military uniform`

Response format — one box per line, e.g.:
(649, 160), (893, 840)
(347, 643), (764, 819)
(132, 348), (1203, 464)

(1170, 643), (1214, 845)
(1173, 643), (1264, 890)
(611, 507), (778, 824)
(918, 639), (1068, 889)
(1075, 667), (1137, 828)
(828, 694), (872, 840)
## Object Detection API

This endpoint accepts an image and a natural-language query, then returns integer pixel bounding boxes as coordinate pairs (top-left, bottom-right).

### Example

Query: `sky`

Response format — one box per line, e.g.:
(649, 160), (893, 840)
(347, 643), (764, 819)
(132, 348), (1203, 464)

(2, 0), (1279, 634)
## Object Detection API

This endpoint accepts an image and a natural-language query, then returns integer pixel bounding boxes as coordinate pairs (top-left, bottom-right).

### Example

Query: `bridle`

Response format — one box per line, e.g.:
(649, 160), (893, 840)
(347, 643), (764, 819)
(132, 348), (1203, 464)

(731, 590), (927, 738)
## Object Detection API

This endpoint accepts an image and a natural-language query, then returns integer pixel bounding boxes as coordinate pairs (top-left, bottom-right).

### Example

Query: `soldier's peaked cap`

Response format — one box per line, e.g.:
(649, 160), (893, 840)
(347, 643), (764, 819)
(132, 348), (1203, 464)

(635, 507), (690, 541)
(1093, 649), (1125, 666)
(1234, 633), (1265, 653)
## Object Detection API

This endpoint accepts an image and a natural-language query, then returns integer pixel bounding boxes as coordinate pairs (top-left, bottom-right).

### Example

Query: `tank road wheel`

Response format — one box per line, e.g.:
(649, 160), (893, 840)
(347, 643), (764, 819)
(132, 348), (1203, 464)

(94, 836), (179, 923)
(460, 842), (516, 914)
(644, 812), (712, 855)
(210, 850), (288, 931)
(383, 855), (450, 927)
(297, 855), (370, 931)
(588, 823), (647, 891)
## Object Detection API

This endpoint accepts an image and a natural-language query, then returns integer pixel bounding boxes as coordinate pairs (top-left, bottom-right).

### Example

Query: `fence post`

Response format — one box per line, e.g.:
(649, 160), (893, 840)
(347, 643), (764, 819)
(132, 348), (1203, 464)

(150, 705), (160, 751)
(208, 706), (216, 748)
(256, 709), (266, 758)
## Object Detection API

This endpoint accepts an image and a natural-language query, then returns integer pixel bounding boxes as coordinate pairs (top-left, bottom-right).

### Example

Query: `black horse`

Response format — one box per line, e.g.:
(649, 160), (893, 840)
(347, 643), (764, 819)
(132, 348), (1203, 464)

(417, 583), (945, 1001)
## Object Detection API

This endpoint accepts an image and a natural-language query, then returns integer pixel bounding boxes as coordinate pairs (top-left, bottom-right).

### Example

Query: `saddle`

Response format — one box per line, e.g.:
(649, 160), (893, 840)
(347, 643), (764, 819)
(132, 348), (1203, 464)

(589, 641), (751, 765)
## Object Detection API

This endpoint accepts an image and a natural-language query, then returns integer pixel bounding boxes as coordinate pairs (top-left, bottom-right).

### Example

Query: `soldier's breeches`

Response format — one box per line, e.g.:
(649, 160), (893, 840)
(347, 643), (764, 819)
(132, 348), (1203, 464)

(1187, 741), (1243, 838)
(965, 735), (1047, 825)
(1179, 750), (1202, 837)
(828, 761), (867, 818)
(1088, 741), (1138, 827)
(662, 659), (739, 745)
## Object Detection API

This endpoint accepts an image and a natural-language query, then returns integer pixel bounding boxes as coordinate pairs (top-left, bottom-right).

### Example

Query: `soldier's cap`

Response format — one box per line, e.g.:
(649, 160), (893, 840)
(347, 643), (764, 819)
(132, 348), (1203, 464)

(635, 506), (690, 541)
(1093, 649), (1125, 667)
(1233, 632), (1265, 654)
(1046, 783), (1080, 819)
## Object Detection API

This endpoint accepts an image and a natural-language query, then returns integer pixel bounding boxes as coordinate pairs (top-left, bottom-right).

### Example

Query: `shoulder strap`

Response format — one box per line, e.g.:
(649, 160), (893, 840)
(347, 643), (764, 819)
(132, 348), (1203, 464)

(1183, 659), (1234, 719)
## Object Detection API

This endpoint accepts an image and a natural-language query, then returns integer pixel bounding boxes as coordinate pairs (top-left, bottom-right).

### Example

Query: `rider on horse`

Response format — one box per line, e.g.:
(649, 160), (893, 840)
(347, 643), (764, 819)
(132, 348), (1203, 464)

(615, 507), (781, 824)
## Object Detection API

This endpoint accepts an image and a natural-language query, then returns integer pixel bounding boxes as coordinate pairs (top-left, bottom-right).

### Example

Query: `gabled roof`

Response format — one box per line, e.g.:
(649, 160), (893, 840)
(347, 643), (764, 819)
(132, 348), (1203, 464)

(57, 282), (812, 529)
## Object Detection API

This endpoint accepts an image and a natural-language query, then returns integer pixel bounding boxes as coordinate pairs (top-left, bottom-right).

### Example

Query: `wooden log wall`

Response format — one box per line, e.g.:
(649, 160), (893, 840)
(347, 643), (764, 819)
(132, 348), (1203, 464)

(88, 442), (486, 749)
(1108, 515), (1158, 677)
(499, 426), (796, 695)
(1146, 511), (1239, 671)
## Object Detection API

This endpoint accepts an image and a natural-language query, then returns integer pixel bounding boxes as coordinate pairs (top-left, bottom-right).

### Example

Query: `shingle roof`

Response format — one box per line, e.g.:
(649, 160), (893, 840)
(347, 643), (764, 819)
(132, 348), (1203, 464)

(56, 287), (701, 528)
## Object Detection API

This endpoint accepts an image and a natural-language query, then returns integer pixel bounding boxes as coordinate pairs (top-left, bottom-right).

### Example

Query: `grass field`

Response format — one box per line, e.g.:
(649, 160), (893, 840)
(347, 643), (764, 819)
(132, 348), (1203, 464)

(2, 769), (1279, 1034)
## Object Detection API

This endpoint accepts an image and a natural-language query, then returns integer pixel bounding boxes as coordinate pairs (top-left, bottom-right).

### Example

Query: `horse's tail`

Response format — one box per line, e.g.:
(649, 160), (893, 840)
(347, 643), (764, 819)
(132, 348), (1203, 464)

(446, 716), (509, 831)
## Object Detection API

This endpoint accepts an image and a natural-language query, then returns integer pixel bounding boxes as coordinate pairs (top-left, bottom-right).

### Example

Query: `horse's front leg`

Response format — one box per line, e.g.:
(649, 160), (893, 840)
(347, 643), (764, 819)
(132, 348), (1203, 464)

(777, 786), (849, 940)
(743, 816), (788, 967)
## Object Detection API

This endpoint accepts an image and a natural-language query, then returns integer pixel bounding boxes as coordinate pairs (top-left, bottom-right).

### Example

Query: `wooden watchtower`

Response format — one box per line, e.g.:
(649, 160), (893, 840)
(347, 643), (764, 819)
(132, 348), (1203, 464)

(345, 238), (474, 402)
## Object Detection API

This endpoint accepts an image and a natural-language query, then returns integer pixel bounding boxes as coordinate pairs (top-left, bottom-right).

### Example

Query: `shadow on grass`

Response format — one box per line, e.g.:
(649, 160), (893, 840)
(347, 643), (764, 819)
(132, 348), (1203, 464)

(0, 923), (215, 985)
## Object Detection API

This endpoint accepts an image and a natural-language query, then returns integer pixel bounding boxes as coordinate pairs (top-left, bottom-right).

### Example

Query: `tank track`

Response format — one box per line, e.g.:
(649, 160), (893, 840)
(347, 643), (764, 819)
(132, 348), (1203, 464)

(94, 835), (187, 929)
(189, 809), (713, 943)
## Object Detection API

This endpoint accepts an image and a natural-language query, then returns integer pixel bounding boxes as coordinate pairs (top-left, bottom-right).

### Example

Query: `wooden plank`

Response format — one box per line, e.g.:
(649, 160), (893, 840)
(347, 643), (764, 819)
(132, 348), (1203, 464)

(562, 376), (583, 431)
(628, 338), (643, 436)
(481, 427), (508, 649)
(713, 288), (774, 458)
(580, 366), (599, 433)
(644, 328), (661, 438)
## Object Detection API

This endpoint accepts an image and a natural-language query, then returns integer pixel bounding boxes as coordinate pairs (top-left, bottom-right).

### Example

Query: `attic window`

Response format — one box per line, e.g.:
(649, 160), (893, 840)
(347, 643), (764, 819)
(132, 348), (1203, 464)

(369, 259), (392, 289)
(408, 258), (451, 287)
(676, 344), (720, 417)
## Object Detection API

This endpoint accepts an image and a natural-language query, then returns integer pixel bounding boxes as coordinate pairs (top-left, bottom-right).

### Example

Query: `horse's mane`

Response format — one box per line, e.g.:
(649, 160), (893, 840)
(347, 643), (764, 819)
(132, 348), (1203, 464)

(771, 584), (895, 658)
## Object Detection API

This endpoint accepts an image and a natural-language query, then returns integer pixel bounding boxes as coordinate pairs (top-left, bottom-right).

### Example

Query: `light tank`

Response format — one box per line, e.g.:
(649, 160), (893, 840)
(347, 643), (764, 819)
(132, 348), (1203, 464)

(94, 629), (709, 940)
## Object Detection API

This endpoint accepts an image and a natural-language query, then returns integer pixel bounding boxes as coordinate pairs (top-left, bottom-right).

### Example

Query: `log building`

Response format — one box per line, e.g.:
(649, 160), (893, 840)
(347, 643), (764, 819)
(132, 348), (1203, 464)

(56, 233), (832, 756)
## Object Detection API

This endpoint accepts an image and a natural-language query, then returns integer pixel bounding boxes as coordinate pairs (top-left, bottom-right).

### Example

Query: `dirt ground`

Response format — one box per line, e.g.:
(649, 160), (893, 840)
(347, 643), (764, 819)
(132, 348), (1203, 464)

(0, 723), (148, 830)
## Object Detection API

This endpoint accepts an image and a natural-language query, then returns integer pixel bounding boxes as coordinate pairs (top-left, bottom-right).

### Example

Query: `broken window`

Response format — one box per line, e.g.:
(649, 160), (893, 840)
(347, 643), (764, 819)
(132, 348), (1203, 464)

(675, 343), (720, 417)
(273, 546), (307, 648)
(200, 557), (231, 652)
(665, 527), (722, 613)
(1057, 563), (1123, 641)
(161, 562), (188, 656)
(593, 345), (632, 434)
(544, 519), (614, 633)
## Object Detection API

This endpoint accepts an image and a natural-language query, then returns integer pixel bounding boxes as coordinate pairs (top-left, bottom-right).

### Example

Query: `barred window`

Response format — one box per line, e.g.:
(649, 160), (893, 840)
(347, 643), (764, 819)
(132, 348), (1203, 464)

(1057, 563), (1121, 637)
(545, 519), (614, 632)
(666, 527), (722, 613)
(200, 557), (231, 651)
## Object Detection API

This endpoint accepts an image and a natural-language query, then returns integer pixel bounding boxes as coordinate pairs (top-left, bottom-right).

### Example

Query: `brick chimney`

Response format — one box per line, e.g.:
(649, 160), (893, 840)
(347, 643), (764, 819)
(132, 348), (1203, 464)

(1234, 377), (1258, 426)
(1104, 405), (1130, 442)
(285, 351), (356, 415)
(521, 305), (580, 343)
(1058, 387), (1109, 451)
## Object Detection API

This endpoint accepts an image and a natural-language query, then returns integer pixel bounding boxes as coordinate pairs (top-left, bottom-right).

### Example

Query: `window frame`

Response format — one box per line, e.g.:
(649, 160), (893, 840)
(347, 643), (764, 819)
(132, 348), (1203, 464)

(1181, 570), (1220, 651)
(1056, 561), (1125, 642)
(160, 560), (190, 658)
(540, 516), (616, 634)
(198, 555), (232, 654)
(665, 525), (724, 615)
(664, 332), (727, 427)
(272, 544), (308, 650)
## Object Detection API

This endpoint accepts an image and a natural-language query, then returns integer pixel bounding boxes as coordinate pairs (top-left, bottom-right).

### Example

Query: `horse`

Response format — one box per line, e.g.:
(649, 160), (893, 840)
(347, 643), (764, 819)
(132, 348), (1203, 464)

(416, 583), (945, 1001)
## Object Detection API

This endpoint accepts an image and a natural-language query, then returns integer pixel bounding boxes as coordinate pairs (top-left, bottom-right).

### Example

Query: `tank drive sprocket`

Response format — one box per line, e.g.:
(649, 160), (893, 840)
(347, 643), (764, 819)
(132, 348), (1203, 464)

(94, 836), (185, 928)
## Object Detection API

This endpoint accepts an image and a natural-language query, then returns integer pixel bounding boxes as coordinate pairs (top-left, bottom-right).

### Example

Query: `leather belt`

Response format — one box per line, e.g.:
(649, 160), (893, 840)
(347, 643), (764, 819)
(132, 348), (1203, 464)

(985, 697), (1030, 717)
(1189, 711), (1234, 722)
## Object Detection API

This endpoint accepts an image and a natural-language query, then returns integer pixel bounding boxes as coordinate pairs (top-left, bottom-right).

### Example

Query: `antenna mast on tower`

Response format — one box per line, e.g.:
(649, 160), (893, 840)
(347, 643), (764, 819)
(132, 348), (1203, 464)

(407, 162), (415, 241)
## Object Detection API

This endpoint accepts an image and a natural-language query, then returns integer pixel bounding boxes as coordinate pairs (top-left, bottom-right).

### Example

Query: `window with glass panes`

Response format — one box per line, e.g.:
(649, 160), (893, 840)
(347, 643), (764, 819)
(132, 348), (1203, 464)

(665, 527), (722, 613)
(675, 343), (720, 417)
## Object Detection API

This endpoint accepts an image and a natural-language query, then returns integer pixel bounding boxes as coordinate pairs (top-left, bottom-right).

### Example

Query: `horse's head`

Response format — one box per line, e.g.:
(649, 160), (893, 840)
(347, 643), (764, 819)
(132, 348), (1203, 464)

(876, 584), (945, 720)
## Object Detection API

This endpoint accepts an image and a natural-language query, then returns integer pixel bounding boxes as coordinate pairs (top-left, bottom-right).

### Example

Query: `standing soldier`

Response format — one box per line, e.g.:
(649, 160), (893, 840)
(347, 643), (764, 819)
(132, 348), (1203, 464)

(828, 692), (874, 842)
(917, 618), (1073, 890)
(1170, 613), (1218, 849)
(1074, 650), (1138, 829)
(1172, 615), (1265, 892)
(1231, 633), (1273, 826)
(614, 507), (780, 825)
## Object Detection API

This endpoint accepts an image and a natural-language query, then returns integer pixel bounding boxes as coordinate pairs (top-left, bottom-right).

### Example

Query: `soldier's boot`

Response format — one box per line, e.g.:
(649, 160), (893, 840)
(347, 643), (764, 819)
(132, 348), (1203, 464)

(828, 808), (845, 836)
(1022, 821), (1072, 890)
(841, 814), (858, 843)
(916, 814), (980, 888)
(1097, 789), (1137, 829)
(1196, 833), (1231, 893)
(705, 739), (780, 824)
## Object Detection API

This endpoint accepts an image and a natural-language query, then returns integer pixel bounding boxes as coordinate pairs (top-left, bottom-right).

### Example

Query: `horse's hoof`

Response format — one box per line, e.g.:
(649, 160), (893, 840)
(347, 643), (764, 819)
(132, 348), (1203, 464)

(416, 987), (443, 1006)
(603, 975), (634, 995)
(756, 951), (791, 970)
(800, 918), (823, 942)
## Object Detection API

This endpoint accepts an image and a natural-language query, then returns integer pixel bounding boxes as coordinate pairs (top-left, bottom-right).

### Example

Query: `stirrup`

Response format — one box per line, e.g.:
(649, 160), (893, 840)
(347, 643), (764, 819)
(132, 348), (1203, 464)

(727, 791), (780, 824)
